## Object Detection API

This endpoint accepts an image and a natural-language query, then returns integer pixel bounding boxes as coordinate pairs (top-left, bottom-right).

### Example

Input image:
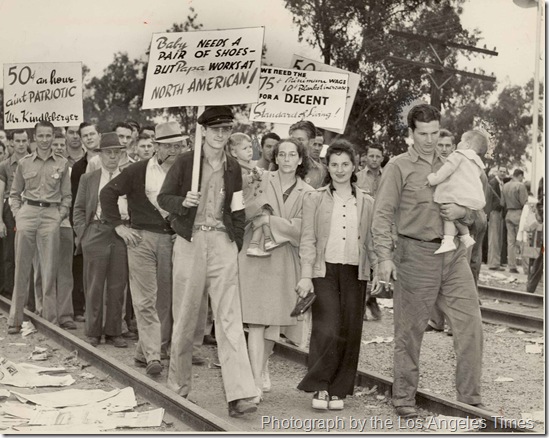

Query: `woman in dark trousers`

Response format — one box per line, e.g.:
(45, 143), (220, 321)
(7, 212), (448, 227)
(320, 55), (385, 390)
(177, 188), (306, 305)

(296, 140), (380, 410)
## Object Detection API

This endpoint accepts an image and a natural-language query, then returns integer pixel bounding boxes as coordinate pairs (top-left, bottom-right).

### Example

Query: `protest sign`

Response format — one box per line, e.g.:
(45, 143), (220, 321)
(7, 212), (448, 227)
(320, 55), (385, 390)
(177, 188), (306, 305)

(249, 67), (348, 131)
(290, 55), (360, 134)
(143, 27), (264, 109)
(3, 62), (83, 129)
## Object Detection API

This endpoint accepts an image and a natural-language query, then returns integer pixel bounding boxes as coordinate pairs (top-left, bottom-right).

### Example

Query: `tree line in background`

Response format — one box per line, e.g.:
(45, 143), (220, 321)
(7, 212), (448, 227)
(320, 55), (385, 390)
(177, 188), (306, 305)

(0, 2), (542, 172)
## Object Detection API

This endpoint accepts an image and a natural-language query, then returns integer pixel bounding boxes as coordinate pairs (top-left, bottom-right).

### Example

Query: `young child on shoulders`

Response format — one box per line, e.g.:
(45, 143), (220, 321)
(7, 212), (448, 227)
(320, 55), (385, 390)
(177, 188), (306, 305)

(427, 129), (488, 254)
(227, 133), (280, 257)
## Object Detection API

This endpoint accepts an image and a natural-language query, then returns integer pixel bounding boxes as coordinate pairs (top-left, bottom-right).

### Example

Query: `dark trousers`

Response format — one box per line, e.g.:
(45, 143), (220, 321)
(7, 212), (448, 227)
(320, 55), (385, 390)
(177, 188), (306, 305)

(82, 222), (127, 337)
(470, 210), (487, 285)
(72, 253), (85, 316)
(526, 247), (543, 293)
(1, 201), (15, 297)
(298, 263), (366, 398)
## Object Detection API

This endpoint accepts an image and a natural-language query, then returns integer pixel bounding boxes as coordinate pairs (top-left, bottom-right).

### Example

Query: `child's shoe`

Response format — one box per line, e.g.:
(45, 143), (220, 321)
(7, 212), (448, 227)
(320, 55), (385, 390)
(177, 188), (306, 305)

(264, 240), (282, 251)
(459, 234), (476, 249)
(247, 247), (271, 257)
(434, 237), (456, 254)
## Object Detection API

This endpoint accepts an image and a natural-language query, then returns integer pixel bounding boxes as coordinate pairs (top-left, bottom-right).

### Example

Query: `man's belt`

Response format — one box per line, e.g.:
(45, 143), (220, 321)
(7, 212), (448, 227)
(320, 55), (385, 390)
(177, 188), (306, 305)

(193, 225), (227, 232)
(399, 234), (442, 244)
(25, 200), (58, 207)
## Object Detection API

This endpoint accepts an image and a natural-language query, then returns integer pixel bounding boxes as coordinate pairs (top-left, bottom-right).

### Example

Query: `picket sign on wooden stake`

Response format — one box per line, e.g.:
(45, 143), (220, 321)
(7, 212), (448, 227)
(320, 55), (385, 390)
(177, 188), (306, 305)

(191, 106), (204, 192)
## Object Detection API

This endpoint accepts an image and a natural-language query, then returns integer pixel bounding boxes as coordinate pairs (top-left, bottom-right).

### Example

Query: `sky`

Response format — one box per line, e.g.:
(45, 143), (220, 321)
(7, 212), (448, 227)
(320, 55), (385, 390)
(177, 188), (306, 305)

(0, 0), (543, 88)
(0, 0), (544, 179)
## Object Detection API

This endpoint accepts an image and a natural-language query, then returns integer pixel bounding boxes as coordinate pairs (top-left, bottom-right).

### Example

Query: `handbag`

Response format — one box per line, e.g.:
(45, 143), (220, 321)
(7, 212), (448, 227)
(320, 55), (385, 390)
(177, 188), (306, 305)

(290, 292), (316, 317)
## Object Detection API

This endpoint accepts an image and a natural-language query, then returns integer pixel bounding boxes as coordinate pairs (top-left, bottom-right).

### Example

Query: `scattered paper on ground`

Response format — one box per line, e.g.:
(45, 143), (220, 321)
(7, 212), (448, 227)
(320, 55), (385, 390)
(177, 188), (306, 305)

(12, 388), (121, 408)
(362, 336), (393, 345)
(21, 321), (36, 337)
(494, 377), (514, 382)
(526, 337), (544, 344)
(18, 363), (67, 374)
(525, 344), (543, 354)
(0, 389), (10, 398)
(79, 372), (95, 379)
(0, 357), (74, 388)
(495, 327), (507, 333)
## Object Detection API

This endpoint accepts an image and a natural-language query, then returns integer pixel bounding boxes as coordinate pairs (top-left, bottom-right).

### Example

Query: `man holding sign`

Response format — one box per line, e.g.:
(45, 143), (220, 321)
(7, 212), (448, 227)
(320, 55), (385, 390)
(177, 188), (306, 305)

(158, 106), (258, 417)
(8, 121), (71, 333)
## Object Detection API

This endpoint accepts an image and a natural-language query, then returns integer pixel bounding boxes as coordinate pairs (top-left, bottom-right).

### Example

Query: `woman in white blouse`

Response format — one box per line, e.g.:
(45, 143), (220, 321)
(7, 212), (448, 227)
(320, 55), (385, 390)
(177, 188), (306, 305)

(295, 140), (380, 411)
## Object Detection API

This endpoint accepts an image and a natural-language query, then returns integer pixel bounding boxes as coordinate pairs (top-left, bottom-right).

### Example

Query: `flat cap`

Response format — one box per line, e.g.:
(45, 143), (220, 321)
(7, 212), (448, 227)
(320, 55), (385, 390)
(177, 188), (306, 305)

(197, 106), (234, 127)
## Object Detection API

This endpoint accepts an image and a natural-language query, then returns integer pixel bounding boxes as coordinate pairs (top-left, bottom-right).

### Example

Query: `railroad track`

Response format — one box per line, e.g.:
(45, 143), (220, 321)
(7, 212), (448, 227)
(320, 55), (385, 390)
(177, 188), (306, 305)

(0, 294), (536, 433)
(478, 285), (543, 332)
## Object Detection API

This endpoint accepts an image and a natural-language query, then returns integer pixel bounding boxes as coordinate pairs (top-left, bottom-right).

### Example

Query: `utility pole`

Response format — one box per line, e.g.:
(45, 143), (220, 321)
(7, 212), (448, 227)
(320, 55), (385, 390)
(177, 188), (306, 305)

(386, 30), (498, 110)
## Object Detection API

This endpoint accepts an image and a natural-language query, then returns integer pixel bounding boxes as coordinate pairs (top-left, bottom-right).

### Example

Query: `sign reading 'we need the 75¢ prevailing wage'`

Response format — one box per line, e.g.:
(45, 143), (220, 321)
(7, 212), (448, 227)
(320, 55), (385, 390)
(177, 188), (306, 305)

(3, 62), (83, 129)
(249, 66), (348, 131)
(142, 27), (264, 108)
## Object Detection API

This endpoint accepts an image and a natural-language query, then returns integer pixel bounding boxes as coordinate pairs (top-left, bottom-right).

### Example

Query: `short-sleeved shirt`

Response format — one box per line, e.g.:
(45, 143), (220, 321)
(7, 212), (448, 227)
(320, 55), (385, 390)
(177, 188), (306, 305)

(9, 151), (71, 215)
(0, 155), (20, 199)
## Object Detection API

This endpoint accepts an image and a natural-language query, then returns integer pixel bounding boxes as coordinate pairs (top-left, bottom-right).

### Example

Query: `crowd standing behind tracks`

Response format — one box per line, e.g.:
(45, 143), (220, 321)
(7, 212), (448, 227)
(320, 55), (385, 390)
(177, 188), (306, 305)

(0, 103), (543, 419)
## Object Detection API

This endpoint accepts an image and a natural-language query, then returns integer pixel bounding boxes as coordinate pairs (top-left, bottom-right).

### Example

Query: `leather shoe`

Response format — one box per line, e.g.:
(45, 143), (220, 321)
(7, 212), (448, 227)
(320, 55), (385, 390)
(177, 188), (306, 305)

(74, 315), (85, 322)
(146, 360), (163, 376)
(122, 331), (138, 340)
(203, 334), (217, 345)
(134, 357), (147, 368)
(87, 336), (101, 347)
(228, 398), (257, 417)
(509, 268), (519, 274)
(60, 320), (77, 330)
(367, 300), (382, 320)
(192, 355), (206, 365)
(105, 335), (128, 348)
(396, 406), (419, 418)
(425, 325), (444, 333)
(7, 326), (21, 335)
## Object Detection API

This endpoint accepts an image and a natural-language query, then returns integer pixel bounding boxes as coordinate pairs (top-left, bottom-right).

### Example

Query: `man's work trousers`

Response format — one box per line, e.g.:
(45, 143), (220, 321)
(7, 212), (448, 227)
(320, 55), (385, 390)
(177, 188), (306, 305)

(505, 209), (522, 270)
(9, 204), (60, 327)
(33, 227), (74, 325)
(82, 222), (127, 338)
(297, 263), (366, 398)
(1, 200), (15, 297)
(488, 210), (503, 268)
(128, 229), (173, 363)
(392, 236), (483, 408)
(168, 232), (257, 403)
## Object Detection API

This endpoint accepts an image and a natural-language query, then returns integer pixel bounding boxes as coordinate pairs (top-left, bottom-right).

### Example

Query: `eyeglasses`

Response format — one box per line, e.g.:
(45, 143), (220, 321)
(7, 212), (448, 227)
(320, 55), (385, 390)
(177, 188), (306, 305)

(208, 126), (232, 135)
(277, 152), (299, 159)
(159, 142), (186, 150)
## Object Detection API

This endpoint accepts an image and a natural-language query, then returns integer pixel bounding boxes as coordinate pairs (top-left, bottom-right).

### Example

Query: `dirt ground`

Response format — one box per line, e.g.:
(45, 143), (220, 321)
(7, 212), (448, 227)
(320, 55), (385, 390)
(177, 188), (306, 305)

(0, 263), (544, 433)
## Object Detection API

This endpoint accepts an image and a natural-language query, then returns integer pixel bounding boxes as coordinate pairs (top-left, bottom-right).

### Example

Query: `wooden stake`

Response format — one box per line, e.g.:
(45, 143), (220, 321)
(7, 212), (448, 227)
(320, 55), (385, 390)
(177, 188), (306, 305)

(191, 106), (204, 192)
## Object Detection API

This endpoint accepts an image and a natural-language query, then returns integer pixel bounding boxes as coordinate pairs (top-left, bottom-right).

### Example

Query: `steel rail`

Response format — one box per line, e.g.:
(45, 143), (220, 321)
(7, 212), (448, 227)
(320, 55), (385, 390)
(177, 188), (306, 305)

(273, 341), (533, 433)
(0, 295), (235, 432)
(478, 285), (543, 308)
(480, 305), (544, 331)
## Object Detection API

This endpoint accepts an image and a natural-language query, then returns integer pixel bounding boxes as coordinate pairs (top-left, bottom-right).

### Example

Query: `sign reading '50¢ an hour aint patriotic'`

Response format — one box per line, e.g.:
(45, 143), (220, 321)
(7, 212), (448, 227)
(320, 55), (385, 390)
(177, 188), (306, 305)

(3, 62), (83, 129)
(249, 66), (348, 131)
(142, 27), (264, 108)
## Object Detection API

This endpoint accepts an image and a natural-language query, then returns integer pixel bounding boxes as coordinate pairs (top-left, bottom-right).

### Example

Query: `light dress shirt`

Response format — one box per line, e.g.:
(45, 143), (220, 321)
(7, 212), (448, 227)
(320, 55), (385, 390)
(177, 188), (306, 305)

(325, 191), (359, 265)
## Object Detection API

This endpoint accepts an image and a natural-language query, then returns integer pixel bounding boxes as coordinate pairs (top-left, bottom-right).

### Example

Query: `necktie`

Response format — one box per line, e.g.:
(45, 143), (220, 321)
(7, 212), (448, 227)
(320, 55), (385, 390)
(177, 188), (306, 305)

(109, 172), (113, 181)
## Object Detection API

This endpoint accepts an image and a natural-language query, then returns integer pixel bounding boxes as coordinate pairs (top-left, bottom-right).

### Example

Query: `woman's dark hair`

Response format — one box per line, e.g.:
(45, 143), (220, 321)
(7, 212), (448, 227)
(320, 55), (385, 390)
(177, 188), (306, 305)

(271, 137), (310, 180)
(324, 139), (358, 185)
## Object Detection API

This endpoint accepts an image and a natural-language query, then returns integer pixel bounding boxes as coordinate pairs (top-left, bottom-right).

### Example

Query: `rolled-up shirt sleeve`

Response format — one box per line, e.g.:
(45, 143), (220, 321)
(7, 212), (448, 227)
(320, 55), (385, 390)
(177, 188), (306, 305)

(372, 162), (401, 263)
(157, 157), (188, 216)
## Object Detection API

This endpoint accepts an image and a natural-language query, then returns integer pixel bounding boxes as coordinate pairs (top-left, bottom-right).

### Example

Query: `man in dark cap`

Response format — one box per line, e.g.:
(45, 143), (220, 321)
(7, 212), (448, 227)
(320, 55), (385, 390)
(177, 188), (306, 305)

(158, 106), (259, 417)
(73, 132), (129, 348)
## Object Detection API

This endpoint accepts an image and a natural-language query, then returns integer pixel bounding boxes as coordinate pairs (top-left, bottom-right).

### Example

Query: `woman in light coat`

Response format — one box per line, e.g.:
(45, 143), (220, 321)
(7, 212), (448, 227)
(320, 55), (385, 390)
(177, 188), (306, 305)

(239, 137), (313, 401)
(296, 140), (380, 410)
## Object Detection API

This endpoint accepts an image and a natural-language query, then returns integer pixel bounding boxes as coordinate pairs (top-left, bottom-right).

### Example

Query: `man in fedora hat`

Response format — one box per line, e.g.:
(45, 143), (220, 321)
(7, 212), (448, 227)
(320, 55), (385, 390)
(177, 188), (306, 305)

(100, 121), (188, 376)
(158, 106), (259, 417)
(73, 132), (129, 348)
(7, 121), (72, 334)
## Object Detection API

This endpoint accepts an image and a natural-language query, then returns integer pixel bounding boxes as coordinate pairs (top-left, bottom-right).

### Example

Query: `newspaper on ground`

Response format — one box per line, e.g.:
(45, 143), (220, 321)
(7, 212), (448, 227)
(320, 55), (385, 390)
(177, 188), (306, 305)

(0, 357), (74, 388)
(11, 388), (122, 408)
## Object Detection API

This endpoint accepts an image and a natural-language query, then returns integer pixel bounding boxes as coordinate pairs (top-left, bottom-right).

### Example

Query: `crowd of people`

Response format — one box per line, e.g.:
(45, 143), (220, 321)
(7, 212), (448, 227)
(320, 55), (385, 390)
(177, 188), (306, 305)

(0, 103), (542, 419)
